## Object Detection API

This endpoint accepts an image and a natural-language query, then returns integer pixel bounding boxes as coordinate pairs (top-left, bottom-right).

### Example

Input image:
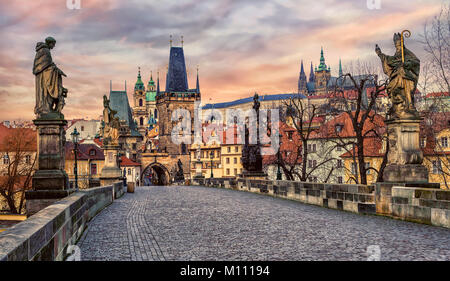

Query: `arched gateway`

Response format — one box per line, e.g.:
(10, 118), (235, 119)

(142, 163), (170, 186)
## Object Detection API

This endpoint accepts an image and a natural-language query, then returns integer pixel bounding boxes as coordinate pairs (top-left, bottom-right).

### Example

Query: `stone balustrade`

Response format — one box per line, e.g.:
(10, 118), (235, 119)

(192, 178), (450, 228)
(0, 182), (124, 261)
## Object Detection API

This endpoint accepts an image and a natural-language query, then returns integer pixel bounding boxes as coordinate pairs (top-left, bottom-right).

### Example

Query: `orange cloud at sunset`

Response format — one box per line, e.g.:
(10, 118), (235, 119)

(0, 0), (445, 121)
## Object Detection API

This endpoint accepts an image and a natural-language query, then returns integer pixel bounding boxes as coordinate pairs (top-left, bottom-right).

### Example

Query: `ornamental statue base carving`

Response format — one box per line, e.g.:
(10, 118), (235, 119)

(382, 119), (438, 187)
(25, 117), (73, 217)
(100, 145), (122, 186)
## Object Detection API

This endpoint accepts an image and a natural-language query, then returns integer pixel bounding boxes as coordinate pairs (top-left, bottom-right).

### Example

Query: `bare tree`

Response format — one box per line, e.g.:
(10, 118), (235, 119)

(273, 96), (335, 182)
(326, 62), (388, 185)
(421, 2), (450, 95)
(0, 128), (37, 214)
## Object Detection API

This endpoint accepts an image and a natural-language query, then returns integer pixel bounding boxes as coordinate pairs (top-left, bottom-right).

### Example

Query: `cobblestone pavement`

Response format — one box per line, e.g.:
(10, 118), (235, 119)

(78, 186), (450, 261)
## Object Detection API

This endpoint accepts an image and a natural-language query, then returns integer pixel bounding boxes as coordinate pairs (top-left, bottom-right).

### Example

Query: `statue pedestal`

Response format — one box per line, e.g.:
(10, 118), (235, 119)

(383, 119), (429, 184)
(241, 171), (267, 180)
(26, 118), (73, 217)
(194, 160), (204, 179)
(100, 145), (122, 186)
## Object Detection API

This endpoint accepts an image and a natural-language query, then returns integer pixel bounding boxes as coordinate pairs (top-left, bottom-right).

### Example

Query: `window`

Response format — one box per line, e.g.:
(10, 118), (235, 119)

(140, 117), (144, 126)
(89, 149), (96, 156)
(90, 163), (97, 175)
(234, 168), (237, 175)
(25, 155), (31, 164)
(132, 154), (137, 161)
(227, 147), (231, 153)
(337, 159), (342, 168)
(351, 163), (357, 174)
(441, 137), (448, 148)
(336, 146), (342, 152)
(338, 176), (343, 184)
(365, 162), (370, 174)
(3, 155), (9, 165)
(313, 144), (316, 152)
(234, 158), (237, 164)
(181, 144), (187, 154)
(81, 126), (84, 131)
(226, 158), (230, 164)
(154, 109), (158, 119)
(226, 168), (230, 175)
(235, 146), (238, 152)
(139, 99), (143, 107)
(128, 168), (132, 175)
(432, 160), (442, 174)
(288, 131), (293, 140)
(132, 143), (137, 150)
(335, 124), (343, 133)
(216, 151), (220, 158)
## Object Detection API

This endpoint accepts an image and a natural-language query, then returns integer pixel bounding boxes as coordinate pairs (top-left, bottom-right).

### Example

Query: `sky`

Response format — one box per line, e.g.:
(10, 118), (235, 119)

(0, 0), (446, 121)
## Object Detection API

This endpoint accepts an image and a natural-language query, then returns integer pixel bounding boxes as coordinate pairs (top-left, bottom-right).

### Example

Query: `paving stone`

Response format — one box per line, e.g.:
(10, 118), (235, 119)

(78, 185), (450, 261)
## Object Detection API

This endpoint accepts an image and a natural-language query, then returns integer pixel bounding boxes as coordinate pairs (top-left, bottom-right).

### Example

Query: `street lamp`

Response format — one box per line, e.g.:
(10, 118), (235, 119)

(70, 127), (80, 191)
(276, 133), (283, 180)
(210, 151), (214, 178)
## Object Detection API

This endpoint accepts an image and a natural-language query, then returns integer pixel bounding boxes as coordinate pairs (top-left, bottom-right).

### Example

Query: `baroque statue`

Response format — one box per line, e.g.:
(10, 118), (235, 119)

(375, 31), (420, 119)
(102, 95), (120, 146)
(242, 93), (263, 173)
(33, 37), (68, 118)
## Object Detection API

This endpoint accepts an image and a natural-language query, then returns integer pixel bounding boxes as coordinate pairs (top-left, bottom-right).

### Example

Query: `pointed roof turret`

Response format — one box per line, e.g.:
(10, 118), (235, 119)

(339, 58), (343, 77)
(317, 47), (329, 72)
(196, 65), (200, 93)
(135, 67), (145, 90)
(309, 62), (315, 82)
(298, 60), (307, 93)
(156, 71), (160, 95)
(165, 46), (189, 92)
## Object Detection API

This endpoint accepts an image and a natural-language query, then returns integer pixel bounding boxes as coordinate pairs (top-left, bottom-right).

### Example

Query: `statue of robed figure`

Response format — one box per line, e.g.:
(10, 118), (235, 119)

(375, 32), (420, 119)
(33, 37), (68, 118)
(102, 95), (120, 146)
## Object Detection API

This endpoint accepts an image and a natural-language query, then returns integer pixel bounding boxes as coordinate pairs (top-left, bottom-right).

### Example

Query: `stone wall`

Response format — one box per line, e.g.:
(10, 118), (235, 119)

(0, 182), (124, 261)
(193, 178), (450, 228)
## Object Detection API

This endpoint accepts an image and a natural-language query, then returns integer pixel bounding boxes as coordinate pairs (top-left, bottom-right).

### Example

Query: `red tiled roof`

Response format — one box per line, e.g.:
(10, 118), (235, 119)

(120, 156), (140, 166)
(340, 137), (384, 158)
(425, 92), (449, 98)
(0, 127), (37, 152)
(65, 143), (104, 160)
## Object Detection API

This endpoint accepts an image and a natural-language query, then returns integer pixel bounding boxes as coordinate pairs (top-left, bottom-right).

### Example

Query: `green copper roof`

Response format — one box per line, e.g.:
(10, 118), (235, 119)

(135, 67), (145, 90)
(316, 47), (329, 72)
(146, 90), (156, 102)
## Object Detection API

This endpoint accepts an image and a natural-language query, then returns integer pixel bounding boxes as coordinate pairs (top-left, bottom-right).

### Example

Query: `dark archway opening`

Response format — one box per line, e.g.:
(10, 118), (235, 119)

(142, 164), (169, 186)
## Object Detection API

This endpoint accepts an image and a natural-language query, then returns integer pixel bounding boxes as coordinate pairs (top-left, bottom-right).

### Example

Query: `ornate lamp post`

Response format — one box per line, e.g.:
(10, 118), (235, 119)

(71, 127), (80, 191)
(210, 151), (214, 178)
(277, 134), (283, 180)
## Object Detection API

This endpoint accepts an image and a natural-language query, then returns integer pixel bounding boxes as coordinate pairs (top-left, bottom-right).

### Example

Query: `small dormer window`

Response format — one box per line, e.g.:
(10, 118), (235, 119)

(89, 149), (96, 156)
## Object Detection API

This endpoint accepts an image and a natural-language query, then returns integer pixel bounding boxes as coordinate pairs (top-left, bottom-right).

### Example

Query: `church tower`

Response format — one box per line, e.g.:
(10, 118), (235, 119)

(145, 71), (157, 128)
(314, 47), (331, 95)
(297, 60), (308, 94)
(133, 67), (147, 135)
(156, 38), (201, 177)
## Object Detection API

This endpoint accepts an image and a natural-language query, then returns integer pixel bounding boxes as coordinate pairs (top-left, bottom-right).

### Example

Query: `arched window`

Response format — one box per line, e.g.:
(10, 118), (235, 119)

(139, 99), (143, 107)
(140, 117), (144, 126)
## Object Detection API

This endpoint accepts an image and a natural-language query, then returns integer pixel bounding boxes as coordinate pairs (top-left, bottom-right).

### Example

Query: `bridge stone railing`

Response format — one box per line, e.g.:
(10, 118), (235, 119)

(192, 178), (450, 228)
(0, 182), (125, 261)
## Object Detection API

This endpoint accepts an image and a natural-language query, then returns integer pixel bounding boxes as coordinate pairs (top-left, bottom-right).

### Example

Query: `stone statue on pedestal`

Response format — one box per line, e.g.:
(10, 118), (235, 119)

(375, 32), (420, 120)
(376, 31), (434, 185)
(33, 37), (68, 118)
(102, 95), (120, 146)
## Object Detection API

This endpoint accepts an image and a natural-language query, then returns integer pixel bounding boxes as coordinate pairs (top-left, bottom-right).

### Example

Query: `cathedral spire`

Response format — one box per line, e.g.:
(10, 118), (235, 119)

(298, 60), (307, 94)
(135, 66), (144, 90)
(157, 71), (160, 94)
(309, 62), (315, 82)
(317, 47), (329, 72)
(196, 65), (200, 93)
(339, 58), (343, 77)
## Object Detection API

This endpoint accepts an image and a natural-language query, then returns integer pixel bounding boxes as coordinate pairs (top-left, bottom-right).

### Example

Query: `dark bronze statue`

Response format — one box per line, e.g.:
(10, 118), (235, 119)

(242, 93), (263, 173)
(33, 37), (68, 117)
(376, 31), (420, 119)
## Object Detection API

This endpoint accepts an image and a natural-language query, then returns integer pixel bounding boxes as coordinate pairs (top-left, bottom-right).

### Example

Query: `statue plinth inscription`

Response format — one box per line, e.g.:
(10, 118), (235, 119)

(26, 37), (73, 216)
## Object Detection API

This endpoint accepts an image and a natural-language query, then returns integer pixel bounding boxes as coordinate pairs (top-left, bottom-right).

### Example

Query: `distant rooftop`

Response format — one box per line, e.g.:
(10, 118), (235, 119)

(202, 93), (306, 110)
(109, 90), (141, 137)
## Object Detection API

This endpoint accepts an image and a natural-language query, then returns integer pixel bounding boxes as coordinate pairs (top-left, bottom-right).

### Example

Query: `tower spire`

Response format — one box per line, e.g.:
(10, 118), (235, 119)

(339, 58), (343, 77)
(298, 60), (307, 94)
(309, 62), (315, 82)
(196, 65), (200, 93)
(317, 47), (328, 72)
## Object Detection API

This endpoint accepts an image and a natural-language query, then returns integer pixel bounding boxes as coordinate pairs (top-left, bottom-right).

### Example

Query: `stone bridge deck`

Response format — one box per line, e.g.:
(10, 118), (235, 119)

(78, 186), (450, 261)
